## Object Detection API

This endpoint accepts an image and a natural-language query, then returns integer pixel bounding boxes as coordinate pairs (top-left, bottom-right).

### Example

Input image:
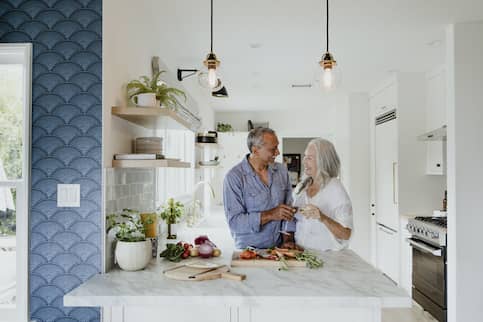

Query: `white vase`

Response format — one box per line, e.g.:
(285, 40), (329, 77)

(115, 240), (151, 271)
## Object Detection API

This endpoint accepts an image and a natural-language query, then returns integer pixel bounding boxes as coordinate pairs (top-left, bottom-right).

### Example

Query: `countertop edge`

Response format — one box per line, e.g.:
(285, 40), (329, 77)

(64, 295), (411, 308)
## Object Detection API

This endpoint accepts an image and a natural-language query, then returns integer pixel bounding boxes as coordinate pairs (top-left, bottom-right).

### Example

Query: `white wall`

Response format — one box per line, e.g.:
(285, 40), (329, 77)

(446, 22), (483, 322)
(103, 0), (215, 167)
(348, 93), (371, 262)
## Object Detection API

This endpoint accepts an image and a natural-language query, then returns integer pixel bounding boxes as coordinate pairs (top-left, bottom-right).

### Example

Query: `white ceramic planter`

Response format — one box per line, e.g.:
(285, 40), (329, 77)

(115, 240), (151, 271)
(132, 93), (156, 107)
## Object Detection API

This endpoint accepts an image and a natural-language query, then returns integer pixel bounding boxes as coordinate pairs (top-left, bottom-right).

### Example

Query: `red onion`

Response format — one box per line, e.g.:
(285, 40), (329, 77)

(194, 235), (209, 245)
(198, 243), (213, 258)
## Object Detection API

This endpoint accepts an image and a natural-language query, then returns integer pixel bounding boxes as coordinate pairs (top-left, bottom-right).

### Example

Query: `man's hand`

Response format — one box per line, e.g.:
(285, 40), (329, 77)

(260, 204), (296, 225)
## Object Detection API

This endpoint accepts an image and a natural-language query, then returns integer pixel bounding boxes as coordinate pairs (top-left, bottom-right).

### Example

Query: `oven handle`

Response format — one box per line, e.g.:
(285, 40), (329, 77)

(406, 238), (442, 257)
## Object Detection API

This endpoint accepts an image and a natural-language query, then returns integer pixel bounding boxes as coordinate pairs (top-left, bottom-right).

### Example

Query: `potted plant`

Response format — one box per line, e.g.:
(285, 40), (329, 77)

(159, 198), (184, 239)
(107, 209), (152, 271)
(126, 70), (186, 110)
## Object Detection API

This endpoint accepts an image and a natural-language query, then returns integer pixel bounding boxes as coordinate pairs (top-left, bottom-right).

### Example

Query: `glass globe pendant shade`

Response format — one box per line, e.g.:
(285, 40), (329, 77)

(318, 52), (339, 91)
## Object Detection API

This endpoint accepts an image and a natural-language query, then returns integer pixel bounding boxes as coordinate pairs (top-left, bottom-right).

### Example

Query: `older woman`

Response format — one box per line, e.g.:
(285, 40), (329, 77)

(292, 138), (353, 252)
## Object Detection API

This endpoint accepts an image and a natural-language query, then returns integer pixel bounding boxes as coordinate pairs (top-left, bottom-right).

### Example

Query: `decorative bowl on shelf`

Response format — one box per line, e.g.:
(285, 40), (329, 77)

(198, 160), (220, 166)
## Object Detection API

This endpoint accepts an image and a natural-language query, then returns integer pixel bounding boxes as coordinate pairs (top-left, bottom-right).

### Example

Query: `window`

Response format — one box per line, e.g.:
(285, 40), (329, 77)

(0, 43), (31, 322)
(156, 129), (195, 205)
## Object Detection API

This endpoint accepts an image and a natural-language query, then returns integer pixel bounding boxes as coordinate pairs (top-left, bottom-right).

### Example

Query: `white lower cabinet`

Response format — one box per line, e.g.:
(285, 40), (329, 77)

(109, 306), (382, 322)
(249, 307), (380, 322)
(116, 306), (231, 322)
(376, 224), (399, 283)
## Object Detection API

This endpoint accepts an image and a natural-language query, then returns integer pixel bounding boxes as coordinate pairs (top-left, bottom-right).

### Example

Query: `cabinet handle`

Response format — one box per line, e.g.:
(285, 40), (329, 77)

(392, 162), (398, 205)
(378, 225), (396, 235)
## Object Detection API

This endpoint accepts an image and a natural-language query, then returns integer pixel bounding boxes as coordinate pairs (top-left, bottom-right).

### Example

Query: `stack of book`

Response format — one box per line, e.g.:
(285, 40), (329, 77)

(114, 154), (164, 160)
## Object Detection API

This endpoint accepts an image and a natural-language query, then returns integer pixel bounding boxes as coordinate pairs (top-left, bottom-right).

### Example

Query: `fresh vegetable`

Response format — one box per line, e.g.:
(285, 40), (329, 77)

(194, 235), (209, 245)
(194, 235), (217, 248)
(239, 249), (257, 260)
(272, 247), (302, 258)
(189, 247), (199, 257)
(198, 243), (214, 258)
(160, 243), (185, 262)
(212, 248), (221, 257)
(295, 251), (323, 269)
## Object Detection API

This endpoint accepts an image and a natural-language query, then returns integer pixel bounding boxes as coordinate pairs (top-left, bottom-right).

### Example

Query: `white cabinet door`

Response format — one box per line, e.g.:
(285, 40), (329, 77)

(399, 217), (412, 294)
(121, 306), (230, 322)
(375, 118), (399, 230)
(376, 224), (399, 283)
(426, 141), (444, 175)
(425, 69), (446, 175)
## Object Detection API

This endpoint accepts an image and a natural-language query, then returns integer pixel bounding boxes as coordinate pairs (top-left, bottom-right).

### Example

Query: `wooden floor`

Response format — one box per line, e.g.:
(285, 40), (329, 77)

(383, 303), (439, 322)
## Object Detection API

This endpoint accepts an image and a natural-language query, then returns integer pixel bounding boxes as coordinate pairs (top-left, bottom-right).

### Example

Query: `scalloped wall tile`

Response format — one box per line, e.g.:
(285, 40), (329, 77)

(1, 1), (102, 321)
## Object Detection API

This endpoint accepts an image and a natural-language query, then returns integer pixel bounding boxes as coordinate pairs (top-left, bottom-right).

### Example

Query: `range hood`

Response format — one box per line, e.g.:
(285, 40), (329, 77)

(418, 125), (447, 141)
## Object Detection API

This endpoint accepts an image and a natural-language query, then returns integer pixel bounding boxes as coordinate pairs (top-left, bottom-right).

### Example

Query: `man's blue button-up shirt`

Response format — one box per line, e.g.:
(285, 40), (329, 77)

(223, 154), (296, 249)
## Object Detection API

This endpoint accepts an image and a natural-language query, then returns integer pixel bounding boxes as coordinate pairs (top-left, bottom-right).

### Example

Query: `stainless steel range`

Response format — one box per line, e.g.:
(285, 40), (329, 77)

(407, 216), (447, 322)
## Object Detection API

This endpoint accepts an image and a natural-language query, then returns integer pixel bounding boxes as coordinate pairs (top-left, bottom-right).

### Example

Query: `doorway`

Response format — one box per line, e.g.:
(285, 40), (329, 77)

(0, 44), (31, 322)
(281, 137), (315, 188)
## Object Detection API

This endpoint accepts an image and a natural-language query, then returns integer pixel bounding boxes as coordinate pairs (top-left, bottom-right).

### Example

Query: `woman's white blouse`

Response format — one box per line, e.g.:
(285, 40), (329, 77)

(293, 178), (353, 252)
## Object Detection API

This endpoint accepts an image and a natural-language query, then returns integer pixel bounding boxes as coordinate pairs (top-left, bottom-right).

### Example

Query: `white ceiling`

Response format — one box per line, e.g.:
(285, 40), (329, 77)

(154, 0), (483, 112)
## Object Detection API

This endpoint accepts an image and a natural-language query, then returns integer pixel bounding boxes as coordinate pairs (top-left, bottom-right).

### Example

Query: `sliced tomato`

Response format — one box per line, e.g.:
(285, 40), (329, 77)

(239, 249), (257, 260)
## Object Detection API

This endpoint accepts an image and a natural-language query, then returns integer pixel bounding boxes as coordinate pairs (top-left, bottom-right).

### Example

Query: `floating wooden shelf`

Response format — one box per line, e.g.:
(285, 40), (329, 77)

(196, 165), (222, 169)
(112, 106), (193, 131)
(112, 159), (191, 168)
(195, 142), (219, 148)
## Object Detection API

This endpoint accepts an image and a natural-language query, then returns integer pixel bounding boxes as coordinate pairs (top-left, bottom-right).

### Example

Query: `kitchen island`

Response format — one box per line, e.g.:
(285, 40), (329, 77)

(64, 245), (410, 322)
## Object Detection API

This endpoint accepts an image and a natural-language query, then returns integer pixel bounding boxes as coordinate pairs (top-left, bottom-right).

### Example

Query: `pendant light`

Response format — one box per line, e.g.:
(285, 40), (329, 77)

(198, 0), (223, 91)
(319, 0), (339, 90)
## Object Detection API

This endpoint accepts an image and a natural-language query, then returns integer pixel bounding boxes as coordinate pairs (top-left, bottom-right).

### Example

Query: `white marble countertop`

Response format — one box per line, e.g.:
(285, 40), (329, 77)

(64, 248), (410, 309)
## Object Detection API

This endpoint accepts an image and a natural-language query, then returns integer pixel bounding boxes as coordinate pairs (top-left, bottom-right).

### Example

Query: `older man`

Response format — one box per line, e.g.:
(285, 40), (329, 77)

(223, 127), (297, 249)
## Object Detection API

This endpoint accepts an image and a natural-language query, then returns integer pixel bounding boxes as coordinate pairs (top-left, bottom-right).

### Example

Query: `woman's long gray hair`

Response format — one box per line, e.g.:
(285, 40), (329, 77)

(296, 138), (341, 194)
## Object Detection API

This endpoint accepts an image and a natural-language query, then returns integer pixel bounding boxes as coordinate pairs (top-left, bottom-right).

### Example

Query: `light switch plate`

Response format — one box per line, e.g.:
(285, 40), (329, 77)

(57, 184), (80, 207)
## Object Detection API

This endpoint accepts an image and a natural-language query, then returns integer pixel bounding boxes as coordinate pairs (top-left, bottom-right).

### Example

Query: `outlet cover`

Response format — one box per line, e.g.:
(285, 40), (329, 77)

(57, 184), (80, 207)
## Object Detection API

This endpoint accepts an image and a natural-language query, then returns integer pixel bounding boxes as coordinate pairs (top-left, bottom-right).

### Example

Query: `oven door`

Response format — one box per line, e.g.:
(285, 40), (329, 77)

(408, 237), (446, 321)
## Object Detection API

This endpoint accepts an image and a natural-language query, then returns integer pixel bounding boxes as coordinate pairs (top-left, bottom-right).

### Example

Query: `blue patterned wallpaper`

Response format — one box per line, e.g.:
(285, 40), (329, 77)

(0, 1), (102, 322)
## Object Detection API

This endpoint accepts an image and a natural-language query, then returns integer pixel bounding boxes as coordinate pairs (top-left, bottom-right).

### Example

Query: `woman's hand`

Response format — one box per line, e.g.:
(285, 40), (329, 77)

(300, 204), (321, 220)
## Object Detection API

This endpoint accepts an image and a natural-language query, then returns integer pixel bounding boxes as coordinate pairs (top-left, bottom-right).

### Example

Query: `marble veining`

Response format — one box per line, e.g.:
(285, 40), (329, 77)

(64, 249), (410, 309)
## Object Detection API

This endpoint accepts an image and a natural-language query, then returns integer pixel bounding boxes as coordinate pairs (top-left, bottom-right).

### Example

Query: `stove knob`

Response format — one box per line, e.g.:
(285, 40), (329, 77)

(431, 232), (439, 239)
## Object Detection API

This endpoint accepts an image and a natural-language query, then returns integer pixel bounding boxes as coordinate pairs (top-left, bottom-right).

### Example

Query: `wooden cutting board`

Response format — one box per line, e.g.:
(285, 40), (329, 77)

(164, 264), (246, 281)
(231, 250), (306, 267)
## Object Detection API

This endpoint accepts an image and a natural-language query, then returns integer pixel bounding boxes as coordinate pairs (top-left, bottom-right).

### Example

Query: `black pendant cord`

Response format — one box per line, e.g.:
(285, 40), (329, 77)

(210, 0), (213, 53)
(326, 0), (329, 53)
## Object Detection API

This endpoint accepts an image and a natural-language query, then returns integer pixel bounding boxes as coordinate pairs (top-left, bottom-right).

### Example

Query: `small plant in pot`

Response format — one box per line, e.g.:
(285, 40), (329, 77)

(107, 209), (152, 271)
(126, 71), (186, 110)
(159, 198), (184, 239)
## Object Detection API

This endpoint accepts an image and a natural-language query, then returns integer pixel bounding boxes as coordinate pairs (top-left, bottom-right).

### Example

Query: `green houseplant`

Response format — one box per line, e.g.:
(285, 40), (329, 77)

(159, 198), (184, 239)
(126, 70), (187, 110)
(107, 209), (152, 271)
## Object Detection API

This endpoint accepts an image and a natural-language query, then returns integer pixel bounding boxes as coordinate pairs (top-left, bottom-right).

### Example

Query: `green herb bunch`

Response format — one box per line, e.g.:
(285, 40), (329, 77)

(295, 250), (324, 269)
(106, 209), (146, 242)
(159, 243), (185, 262)
(126, 70), (186, 110)
(216, 122), (233, 132)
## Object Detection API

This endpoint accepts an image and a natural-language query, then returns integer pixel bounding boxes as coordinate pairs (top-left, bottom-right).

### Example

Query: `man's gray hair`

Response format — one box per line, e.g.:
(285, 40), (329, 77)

(296, 138), (341, 194)
(247, 127), (276, 153)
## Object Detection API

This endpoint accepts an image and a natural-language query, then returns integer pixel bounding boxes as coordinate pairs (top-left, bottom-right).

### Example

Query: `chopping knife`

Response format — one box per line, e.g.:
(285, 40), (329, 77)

(188, 265), (246, 281)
